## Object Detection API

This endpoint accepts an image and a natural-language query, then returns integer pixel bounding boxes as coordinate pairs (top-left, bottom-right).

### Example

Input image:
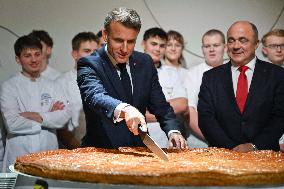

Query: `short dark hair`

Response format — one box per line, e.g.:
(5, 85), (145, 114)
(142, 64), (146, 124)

(202, 29), (225, 44)
(143, 27), (167, 41)
(104, 7), (141, 32)
(72, 32), (99, 51)
(28, 30), (53, 47)
(96, 30), (102, 38)
(14, 35), (42, 57)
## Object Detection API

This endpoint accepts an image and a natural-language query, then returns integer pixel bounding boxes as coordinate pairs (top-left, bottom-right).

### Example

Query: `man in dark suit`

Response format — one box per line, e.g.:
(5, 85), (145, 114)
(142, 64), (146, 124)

(198, 21), (284, 152)
(77, 7), (187, 149)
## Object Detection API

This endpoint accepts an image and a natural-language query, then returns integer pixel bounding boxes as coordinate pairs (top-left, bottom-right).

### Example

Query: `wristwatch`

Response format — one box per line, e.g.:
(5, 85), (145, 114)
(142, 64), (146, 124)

(251, 143), (258, 151)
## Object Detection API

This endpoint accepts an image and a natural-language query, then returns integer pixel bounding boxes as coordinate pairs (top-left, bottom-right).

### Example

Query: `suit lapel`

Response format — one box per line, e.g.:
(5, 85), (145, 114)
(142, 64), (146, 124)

(244, 59), (267, 113)
(98, 48), (127, 102)
(222, 62), (241, 114)
(129, 55), (139, 106)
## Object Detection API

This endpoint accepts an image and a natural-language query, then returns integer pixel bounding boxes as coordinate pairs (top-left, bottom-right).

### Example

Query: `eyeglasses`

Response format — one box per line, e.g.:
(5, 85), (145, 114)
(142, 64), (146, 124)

(266, 44), (284, 50)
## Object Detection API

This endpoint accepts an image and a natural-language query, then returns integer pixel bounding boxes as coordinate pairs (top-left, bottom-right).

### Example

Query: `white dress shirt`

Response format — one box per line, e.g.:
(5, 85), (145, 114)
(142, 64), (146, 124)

(280, 134), (284, 144)
(105, 45), (130, 122)
(231, 57), (256, 96)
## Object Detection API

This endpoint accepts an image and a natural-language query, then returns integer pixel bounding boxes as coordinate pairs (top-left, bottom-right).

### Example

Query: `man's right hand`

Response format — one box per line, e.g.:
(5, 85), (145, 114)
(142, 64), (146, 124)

(19, 112), (43, 123)
(121, 106), (147, 135)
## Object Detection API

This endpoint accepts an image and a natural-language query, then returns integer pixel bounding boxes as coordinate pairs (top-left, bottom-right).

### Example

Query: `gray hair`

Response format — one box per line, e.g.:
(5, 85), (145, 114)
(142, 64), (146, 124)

(104, 7), (141, 32)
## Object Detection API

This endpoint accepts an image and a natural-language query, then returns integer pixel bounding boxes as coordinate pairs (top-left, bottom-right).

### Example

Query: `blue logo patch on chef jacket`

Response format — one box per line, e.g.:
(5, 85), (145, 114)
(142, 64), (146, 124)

(41, 93), (52, 106)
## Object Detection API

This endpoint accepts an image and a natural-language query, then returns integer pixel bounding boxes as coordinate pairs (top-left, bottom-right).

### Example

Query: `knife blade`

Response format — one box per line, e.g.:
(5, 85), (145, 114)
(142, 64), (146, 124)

(138, 125), (169, 161)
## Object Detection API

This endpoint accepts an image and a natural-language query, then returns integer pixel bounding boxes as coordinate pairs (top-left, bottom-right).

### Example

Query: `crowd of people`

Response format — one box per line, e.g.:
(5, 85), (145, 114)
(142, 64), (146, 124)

(0, 7), (283, 172)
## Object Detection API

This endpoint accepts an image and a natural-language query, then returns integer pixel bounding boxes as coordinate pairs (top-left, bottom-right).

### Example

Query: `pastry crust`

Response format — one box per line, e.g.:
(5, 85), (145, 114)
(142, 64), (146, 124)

(14, 147), (284, 186)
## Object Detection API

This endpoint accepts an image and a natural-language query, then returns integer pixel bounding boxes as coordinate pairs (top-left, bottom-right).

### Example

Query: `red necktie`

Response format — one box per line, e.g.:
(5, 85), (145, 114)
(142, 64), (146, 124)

(236, 65), (249, 113)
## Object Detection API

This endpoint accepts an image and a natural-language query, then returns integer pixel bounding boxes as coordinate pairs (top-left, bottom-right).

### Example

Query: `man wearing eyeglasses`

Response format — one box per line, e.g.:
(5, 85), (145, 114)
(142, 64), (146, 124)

(198, 21), (284, 152)
(261, 29), (284, 68)
(262, 29), (284, 152)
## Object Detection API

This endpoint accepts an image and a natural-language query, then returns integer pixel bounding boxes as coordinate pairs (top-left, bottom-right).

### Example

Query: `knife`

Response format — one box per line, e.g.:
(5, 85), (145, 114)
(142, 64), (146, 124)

(138, 125), (169, 161)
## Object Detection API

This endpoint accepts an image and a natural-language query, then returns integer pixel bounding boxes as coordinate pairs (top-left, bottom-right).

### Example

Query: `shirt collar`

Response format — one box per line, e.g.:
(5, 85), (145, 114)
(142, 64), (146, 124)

(105, 45), (129, 68)
(18, 72), (41, 82)
(231, 56), (256, 72)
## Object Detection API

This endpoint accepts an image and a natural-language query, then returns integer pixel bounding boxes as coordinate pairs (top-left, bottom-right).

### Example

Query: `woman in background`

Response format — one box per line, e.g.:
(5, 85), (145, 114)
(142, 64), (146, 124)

(163, 30), (189, 86)
(157, 30), (189, 143)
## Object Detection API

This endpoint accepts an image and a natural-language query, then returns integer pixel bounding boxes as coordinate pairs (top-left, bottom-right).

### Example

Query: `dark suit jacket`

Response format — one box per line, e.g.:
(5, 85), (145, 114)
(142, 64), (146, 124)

(198, 58), (284, 151)
(77, 47), (180, 148)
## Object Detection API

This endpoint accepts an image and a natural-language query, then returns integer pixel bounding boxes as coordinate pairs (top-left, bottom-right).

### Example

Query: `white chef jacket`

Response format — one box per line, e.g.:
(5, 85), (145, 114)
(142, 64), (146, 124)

(186, 62), (213, 109)
(0, 72), (71, 171)
(57, 69), (83, 131)
(157, 64), (187, 100)
(160, 60), (189, 88)
(175, 66), (189, 88)
(41, 65), (61, 81)
(147, 64), (188, 148)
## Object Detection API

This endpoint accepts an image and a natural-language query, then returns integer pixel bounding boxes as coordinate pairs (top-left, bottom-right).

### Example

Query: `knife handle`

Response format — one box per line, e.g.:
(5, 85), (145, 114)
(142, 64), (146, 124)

(138, 124), (148, 133)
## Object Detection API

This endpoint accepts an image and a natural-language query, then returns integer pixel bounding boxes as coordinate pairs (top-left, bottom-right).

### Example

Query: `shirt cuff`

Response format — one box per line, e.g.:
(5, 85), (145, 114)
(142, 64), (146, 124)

(279, 134), (284, 144)
(168, 130), (181, 138)
(38, 112), (48, 127)
(113, 103), (129, 123)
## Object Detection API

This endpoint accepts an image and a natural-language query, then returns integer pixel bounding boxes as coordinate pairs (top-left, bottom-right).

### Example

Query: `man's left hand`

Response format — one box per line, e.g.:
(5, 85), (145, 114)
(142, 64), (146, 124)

(280, 144), (284, 152)
(232, 143), (254, 152)
(168, 133), (188, 150)
(121, 105), (146, 135)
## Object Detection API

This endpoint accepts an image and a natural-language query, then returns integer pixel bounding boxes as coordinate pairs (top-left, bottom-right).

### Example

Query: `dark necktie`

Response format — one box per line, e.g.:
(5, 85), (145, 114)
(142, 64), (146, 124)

(117, 63), (133, 104)
(236, 65), (249, 113)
